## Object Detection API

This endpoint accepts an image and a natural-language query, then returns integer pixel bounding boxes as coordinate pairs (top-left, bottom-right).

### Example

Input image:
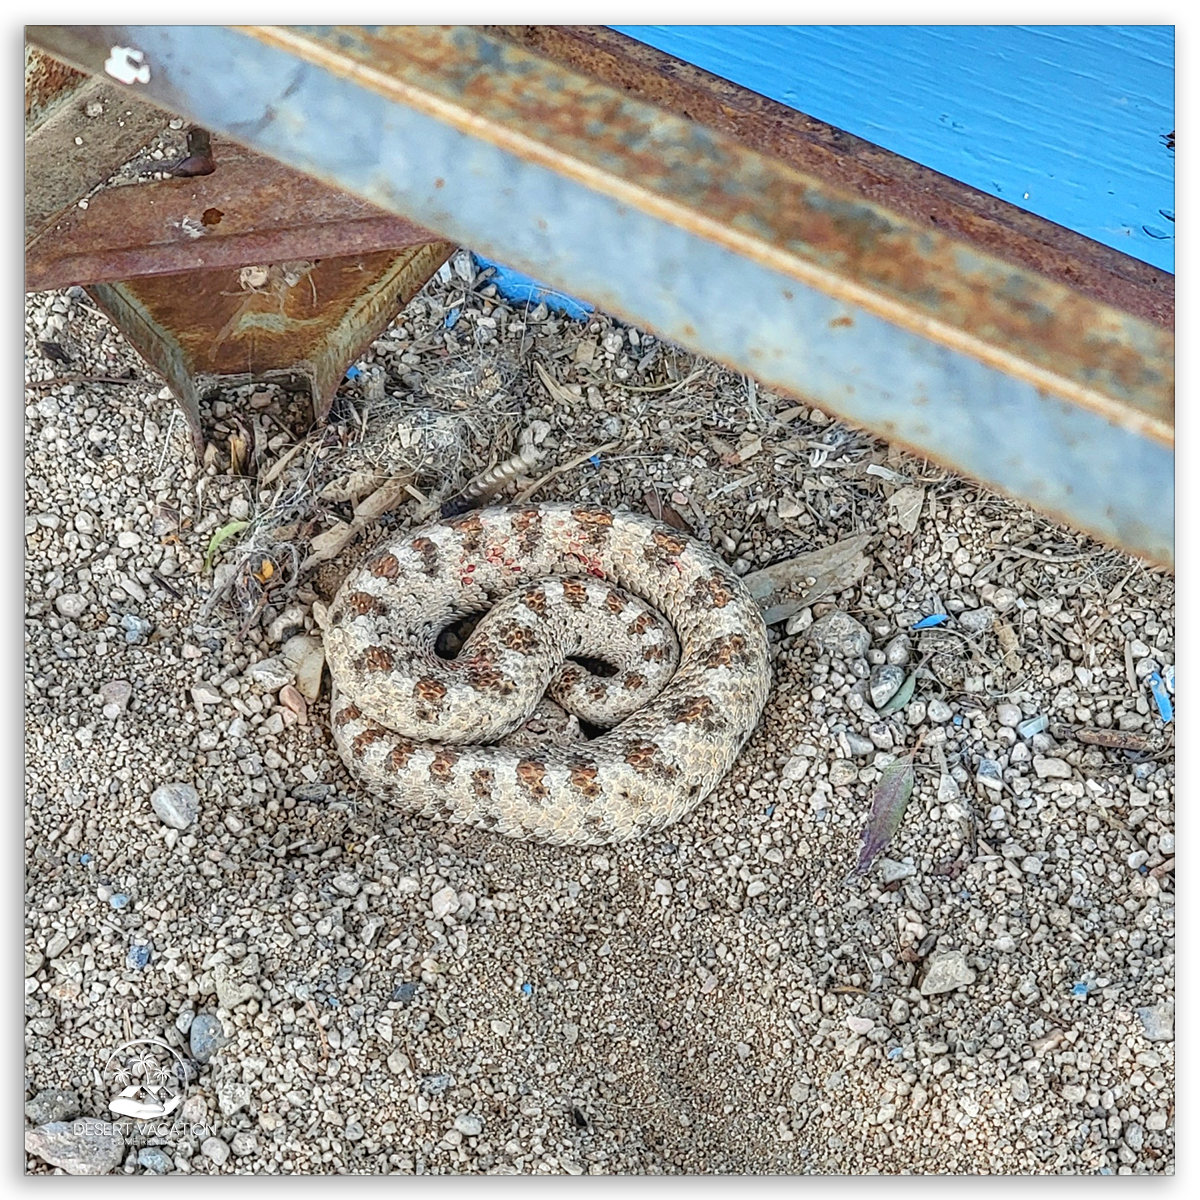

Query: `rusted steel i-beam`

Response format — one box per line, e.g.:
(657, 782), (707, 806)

(26, 25), (1174, 565)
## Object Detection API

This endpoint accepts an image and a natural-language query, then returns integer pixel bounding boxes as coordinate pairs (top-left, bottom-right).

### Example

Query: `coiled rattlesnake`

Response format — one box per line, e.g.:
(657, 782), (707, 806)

(323, 504), (770, 845)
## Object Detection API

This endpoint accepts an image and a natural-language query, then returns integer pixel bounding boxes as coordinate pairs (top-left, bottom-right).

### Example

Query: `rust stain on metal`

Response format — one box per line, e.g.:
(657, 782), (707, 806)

(86, 241), (453, 452)
(24, 44), (171, 240)
(27, 137), (445, 291)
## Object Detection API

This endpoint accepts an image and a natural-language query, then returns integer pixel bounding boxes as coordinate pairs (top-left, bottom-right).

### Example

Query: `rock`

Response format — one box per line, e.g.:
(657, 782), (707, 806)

(975, 759), (1004, 791)
(189, 1013), (228, 1064)
(245, 658), (293, 691)
(781, 754), (810, 781)
(54, 594), (88, 619)
(431, 886), (460, 921)
(98, 680), (132, 711)
(845, 731), (875, 758)
(137, 1147), (174, 1174)
(920, 950), (976, 996)
(1136, 1002), (1174, 1042)
(150, 782), (199, 830)
(25, 1088), (81, 1125)
(884, 634), (911, 665)
(996, 703), (1022, 728)
(421, 1073), (454, 1096)
(958, 606), (995, 634)
(332, 871), (361, 897)
(268, 606), (307, 643)
(1124, 1122), (1145, 1152)
(927, 699), (952, 723)
(867, 722), (894, 751)
(807, 611), (871, 659)
(202, 1136), (230, 1165)
(828, 760), (858, 787)
(217, 1079), (251, 1117)
(279, 684), (308, 724)
(879, 859), (915, 884)
(231, 1132), (258, 1157)
(117, 530), (141, 548)
(24, 947), (44, 976)
(869, 664), (905, 708)
(120, 613), (153, 644)
(1033, 756), (1072, 780)
(214, 963), (262, 1010)
(454, 1113), (484, 1136)
(24, 1120), (124, 1175)
(387, 1048), (411, 1075)
(281, 635), (325, 701)
(846, 1016), (874, 1035)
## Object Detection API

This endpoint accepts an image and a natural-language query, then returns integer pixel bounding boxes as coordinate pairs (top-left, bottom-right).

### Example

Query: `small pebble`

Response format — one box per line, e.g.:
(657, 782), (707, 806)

(807, 611), (871, 659)
(431, 886), (460, 920)
(137, 1147), (174, 1174)
(190, 1013), (228, 1064)
(1136, 1002), (1174, 1042)
(1033, 756), (1072, 780)
(454, 1114), (484, 1136)
(996, 702), (1022, 728)
(920, 950), (976, 996)
(150, 782), (199, 830)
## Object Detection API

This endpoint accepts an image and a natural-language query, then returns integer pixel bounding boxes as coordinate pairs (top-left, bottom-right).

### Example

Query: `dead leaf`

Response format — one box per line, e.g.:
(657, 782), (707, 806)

(644, 490), (693, 533)
(887, 485), (925, 533)
(721, 436), (762, 466)
(742, 533), (873, 625)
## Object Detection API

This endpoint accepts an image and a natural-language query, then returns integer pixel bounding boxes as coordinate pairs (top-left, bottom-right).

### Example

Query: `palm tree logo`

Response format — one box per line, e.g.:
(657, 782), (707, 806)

(104, 1038), (189, 1121)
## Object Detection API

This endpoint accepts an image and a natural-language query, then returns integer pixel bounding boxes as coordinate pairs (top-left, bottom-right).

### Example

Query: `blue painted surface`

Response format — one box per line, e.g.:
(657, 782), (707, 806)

(613, 25), (1175, 273)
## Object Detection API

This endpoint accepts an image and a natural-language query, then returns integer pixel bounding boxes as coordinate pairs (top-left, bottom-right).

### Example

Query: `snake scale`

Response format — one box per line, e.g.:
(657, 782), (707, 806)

(323, 504), (771, 845)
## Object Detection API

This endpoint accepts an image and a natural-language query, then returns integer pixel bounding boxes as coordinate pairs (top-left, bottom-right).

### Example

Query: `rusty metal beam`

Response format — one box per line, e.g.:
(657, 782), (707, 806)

(26, 25), (1174, 565)
(27, 135), (446, 291)
(24, 45), (171, 240)
(85, 242), (453, 454)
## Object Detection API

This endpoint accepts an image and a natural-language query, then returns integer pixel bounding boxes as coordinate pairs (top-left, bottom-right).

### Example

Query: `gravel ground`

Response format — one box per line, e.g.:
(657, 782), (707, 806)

(24, 253), (1174, 1175)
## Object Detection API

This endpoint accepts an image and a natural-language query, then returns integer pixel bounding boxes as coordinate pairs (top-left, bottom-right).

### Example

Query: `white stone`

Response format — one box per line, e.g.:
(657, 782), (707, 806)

(431, 886), (460, 920)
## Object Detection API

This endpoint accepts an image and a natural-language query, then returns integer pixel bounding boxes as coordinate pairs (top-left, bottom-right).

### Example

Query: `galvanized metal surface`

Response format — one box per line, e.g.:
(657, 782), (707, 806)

(27, 26), (1174, 564)
(87, 242), (453, 452)
(24, 45), (171, 240)
(28, 136), (446, 291)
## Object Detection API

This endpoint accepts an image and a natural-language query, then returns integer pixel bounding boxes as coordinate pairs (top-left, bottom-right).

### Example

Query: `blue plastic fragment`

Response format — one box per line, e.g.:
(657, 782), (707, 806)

(1138, 865), (1149, 876)
(109, 893), (129, 909)
(765, 804), (776, 817)
(444, 307), (461, 329)
(1147, 672), (1173, 722)
(588, 454), (601, 467)
(913, 614), (949, 629)
(1071, 981), (1090, 998)
(344, 365), (361, 380)
(471, 253), (594, 319)
(127, 943), (152, 970)
(79, 853), (91, 864)
(952, 714), (963, 727)
(521, 983), (533, 996)
(888, 1046), (904, 1060)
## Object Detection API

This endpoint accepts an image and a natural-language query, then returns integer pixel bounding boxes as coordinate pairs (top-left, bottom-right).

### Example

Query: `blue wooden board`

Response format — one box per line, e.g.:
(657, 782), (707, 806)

(612, 25), (1175, 274)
